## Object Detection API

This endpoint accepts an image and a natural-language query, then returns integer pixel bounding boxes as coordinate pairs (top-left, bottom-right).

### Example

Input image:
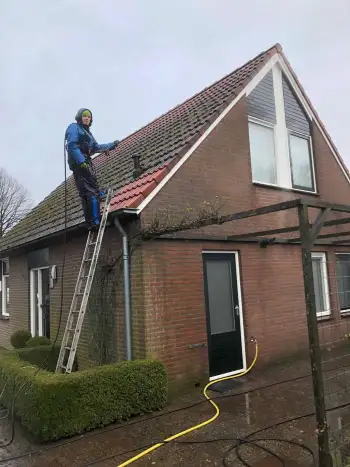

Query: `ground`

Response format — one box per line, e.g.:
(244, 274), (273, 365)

(1, 349), (350, 466)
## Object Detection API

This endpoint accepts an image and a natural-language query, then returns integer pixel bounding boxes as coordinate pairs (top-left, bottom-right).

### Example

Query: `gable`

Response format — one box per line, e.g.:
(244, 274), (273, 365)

(138, 51), (350, 214)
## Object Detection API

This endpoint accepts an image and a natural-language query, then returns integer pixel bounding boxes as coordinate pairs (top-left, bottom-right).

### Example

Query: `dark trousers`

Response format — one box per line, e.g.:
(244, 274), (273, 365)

(73, 164), (101, 227)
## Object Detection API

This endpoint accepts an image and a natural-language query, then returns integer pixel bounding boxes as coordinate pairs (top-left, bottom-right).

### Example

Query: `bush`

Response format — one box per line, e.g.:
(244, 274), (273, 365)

(17, 345), (78, 373)
(18, 345), (60, 372)
(0, 352), (167, 442)
(26, 336), (51, 348)
(10, 330), (32, 349)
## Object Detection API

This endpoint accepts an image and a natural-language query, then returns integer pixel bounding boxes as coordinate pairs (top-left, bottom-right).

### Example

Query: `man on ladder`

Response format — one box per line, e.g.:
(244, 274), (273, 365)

(65, 108), (119, 230)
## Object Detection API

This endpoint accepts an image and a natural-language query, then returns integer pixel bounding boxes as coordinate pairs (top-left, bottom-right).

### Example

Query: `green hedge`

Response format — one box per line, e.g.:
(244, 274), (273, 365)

(10, 330), (32, 349)
(17, 345), (61, 372)
(0, 352), (167, 442)
(25, 336), (51, 348)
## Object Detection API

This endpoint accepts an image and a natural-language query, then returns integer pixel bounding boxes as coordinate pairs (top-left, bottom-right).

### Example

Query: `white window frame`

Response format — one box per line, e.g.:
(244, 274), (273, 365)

(1, 260), (9, 318)
(248, 117), (278, 186)
(247, 63), (317, 194)
(335, 253), (350, 314)
(311, 252), (330, 318)
(287, 130), (315, 192)
(30, 267), (49, 336)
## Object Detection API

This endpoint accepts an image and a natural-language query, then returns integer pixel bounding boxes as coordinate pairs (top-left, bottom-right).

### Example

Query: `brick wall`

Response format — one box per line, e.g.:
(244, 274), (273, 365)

(0, 253), (28, 349)
(140, 240), (350, 385)
(0, 224), (146, 368)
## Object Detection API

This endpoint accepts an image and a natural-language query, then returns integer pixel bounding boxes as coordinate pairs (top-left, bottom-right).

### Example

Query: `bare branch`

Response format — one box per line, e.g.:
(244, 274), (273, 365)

(0, 168), (34, 238)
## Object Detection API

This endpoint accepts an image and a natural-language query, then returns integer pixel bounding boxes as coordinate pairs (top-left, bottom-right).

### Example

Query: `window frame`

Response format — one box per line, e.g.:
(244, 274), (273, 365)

(248, 117), (278, 187)
(1, 259), (9, 318)
(311, 252), (330, 318)
(287, 130), (315, 192)
(335, 253), (350, 314)
(247, 63), (317, 195)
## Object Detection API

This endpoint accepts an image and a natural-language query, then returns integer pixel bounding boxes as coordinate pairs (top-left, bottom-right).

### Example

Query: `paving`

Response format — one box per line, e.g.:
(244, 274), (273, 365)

(0, 350), (350, 466)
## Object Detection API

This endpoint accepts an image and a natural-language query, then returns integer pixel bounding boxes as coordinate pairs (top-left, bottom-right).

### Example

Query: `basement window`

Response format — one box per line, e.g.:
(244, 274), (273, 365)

(0, 259), (9, 318)
(311, 253), (330, 318)
(336, 254), (350, 313)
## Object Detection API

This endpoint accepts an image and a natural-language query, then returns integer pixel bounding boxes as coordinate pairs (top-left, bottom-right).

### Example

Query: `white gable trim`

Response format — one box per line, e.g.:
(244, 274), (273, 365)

(137, 52), (349, 214)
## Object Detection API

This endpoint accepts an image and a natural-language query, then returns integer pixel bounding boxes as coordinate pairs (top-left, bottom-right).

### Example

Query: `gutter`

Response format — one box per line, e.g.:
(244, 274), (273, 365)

(0, 208), (138, 258)
(113, 217), (132, 361)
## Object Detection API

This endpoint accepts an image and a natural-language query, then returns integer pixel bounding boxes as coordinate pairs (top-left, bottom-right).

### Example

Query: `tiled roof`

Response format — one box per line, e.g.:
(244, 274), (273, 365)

(0, 44), (279, 253)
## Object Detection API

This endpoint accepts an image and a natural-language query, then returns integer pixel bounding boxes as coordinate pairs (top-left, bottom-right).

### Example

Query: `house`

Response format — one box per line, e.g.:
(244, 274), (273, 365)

(2, 43), (350, 389)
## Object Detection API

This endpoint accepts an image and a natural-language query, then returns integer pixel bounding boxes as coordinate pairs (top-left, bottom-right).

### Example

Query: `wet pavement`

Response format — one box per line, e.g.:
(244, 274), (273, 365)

(1, 349), (350, 466)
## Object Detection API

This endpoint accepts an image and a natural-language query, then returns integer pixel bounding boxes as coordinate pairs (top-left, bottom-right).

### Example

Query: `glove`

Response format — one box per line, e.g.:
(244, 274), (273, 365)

(80, 162), (88, 169)
(99, 190), (106, 199)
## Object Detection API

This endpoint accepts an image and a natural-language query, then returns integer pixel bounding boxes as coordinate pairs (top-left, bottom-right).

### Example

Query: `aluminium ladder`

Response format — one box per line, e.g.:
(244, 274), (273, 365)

(55, 188), (113, 374)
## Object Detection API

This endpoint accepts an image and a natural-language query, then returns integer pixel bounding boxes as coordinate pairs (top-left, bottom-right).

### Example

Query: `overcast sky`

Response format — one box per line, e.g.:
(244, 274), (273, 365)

(1, 0), (349, 204)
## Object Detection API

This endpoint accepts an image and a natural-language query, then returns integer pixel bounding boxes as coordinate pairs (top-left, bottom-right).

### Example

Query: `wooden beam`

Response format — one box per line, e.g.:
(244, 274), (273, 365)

(309, 208), (331, 243)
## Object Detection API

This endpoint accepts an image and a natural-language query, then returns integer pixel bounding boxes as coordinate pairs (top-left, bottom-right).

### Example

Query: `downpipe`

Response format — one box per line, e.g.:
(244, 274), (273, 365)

(113, 217), (132, 361)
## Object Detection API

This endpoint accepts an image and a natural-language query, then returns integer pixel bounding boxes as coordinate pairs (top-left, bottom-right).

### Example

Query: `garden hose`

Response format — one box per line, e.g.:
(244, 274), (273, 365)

(116, 337), (258, 467)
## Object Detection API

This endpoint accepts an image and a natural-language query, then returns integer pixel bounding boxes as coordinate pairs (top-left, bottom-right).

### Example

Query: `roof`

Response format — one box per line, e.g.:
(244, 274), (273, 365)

(3, 42), (344, 253)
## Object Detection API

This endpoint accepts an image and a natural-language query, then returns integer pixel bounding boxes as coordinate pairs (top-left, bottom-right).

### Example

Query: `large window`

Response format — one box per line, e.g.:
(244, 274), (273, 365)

(1, 259), (9, 318)
(248, 121), (277, 185)
(288, 132), (314, 191)
(311, 253), (330, 317)
(336, 254), (350, 313)
(247, 64), (315, 193)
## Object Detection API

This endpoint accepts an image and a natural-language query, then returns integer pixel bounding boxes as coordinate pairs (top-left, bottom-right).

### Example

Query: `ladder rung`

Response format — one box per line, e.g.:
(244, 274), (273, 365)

(84, 258), (92, 262)
(89, 242), (97, 246)
(64, 346), (71, 351)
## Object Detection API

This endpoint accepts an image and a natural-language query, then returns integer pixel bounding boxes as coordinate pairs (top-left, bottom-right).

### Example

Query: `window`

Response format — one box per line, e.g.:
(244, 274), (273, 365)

(289, 133), (314, 191)
(336, 254), (350, 313)
(1, 259), (9, 318)
(248, 121), (277, 185)
(247, 64), (316, 193)
(312, 253), (330, 317)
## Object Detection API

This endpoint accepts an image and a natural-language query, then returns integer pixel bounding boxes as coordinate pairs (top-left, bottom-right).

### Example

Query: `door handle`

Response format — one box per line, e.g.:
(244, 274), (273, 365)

(235, 305), (240, 316)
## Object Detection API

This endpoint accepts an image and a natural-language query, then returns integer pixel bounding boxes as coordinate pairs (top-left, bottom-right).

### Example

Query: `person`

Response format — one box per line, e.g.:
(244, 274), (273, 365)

(65, 108), (119, 230)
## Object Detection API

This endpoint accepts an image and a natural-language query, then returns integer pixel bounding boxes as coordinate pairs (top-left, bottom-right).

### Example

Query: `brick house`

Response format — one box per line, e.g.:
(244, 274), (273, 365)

(2, 43), (350, 388)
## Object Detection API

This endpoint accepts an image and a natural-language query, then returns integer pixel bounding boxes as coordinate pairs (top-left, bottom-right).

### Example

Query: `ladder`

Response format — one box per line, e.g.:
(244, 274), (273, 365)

(55, 188), (113, 374)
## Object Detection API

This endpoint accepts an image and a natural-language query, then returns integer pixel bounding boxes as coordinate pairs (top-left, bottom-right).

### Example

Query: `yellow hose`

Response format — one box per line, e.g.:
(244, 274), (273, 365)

(117, 338), (258, 467)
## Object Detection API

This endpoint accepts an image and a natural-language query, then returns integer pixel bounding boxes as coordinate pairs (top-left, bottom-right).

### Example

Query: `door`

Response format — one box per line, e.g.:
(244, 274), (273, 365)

(202, 252), (244, 379)
(30, 268), (50, 338)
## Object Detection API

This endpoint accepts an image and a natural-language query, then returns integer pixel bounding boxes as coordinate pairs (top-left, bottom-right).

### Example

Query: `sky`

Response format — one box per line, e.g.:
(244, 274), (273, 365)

(1, 0), (349, 204)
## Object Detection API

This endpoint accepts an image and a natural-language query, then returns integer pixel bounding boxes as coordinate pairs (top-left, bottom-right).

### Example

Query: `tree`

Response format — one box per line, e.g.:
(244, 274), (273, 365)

(0, 168), (33, 238)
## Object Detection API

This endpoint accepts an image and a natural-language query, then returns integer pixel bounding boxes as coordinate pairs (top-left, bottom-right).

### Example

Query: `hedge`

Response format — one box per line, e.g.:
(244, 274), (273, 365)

(10, 330), (32, 349)
(17, 345), (61, 372)
(0, 352), (167, 442)
(25, 336), (51, 348)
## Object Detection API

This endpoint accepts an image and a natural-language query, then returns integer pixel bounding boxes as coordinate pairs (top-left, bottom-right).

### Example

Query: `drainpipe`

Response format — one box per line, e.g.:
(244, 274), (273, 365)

(113, 217), (132, 361)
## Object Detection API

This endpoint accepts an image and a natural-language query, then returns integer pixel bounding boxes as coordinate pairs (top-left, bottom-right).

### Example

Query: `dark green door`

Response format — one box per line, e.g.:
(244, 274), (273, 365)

(203, 252), (244, 378)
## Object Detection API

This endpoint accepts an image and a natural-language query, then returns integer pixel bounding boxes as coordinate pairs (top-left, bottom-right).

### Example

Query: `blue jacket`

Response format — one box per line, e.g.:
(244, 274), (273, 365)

(65, 109), (116, 169)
